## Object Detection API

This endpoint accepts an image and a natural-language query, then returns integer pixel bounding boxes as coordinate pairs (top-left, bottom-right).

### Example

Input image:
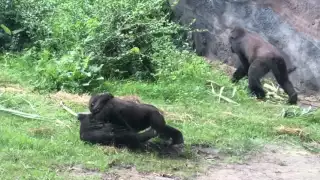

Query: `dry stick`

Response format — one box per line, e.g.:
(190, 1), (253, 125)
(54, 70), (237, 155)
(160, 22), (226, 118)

(218, 86), (225, 103)
(231, 87), (237, 98)
(21, 97), (37, 113)
(59, 101), (78, 117)
(264, 83), (285, 101)
(0, 105), (50, 121)
(210, 82), (239, 105)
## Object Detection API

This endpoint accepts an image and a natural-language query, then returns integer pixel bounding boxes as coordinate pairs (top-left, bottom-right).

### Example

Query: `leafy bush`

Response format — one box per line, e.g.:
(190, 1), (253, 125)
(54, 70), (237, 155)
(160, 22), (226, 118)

(1, 0), (193, 92)
(0, 0), (252, 105)
(0, 0), (31, 51)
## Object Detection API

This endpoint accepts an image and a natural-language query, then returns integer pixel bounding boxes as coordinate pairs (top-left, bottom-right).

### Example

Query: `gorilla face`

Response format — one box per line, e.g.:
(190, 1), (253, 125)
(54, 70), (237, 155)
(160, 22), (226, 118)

(89, 92), (114, 114)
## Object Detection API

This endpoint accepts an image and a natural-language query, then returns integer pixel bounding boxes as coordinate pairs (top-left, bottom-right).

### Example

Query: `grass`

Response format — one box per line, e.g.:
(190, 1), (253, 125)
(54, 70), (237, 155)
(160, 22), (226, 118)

(1, 0), (319, 178)
(0, 62), (320, 179)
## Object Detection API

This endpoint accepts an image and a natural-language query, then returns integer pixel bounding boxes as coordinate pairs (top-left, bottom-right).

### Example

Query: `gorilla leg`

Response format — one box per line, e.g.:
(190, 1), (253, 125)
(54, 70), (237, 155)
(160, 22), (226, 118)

(232, 64), (248, 83)
(232, 52), (250, 83)
(271, 57), (298, 104)
(77, 110), (157, 149)
(133, 128), (158, 142)
(80, 130), (116, 145)
(248, 60), (269, 99)
(149, 112), (184, 145)
(114, 130), (157, 149)
(162, 125), (184, 145)
(81, 126), (157, 149)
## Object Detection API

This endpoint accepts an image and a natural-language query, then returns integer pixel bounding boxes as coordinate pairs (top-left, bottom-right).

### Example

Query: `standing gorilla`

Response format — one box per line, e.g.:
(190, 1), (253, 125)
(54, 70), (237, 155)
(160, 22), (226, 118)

(77, 112), (158, 150)
(229, 26), (297, 104)
(88, 92), (184, 153)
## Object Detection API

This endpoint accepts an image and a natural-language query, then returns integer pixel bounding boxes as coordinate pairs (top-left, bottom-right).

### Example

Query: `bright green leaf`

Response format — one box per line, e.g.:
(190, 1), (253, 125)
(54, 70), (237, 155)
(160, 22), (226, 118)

(0, 24), (12, 35)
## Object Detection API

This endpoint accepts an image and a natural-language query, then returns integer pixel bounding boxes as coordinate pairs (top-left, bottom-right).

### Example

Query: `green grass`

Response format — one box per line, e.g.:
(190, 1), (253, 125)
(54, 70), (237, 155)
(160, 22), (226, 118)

(1, 64), (319, 179)
(1, 0), (319, 178)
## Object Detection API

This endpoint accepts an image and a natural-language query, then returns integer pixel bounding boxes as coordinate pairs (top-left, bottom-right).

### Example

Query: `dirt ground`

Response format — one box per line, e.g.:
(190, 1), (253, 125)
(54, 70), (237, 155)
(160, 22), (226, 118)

(63, 144), (320, 180)
(196, 144), (320, 180)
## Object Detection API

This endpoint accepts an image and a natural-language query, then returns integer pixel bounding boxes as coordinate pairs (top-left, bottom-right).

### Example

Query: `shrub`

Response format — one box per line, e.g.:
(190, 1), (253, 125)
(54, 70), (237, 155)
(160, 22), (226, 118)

(2, 0), (191, 92)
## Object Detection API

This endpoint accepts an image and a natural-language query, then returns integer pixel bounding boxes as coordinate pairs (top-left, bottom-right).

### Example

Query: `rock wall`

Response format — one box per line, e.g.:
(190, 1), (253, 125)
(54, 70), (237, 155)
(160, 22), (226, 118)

(170, 0), (320, 95)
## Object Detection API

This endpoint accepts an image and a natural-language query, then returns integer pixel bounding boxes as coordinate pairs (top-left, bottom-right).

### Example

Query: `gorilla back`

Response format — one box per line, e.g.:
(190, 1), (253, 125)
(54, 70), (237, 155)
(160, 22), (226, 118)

(89, 92), (184, 146)
(229, 26), (297, 104)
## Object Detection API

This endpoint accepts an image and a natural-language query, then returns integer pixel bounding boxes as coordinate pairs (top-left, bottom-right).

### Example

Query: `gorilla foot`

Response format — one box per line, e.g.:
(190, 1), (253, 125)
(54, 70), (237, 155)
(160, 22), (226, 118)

(287, 93), (298, 105)
(249, 91), (266, 100)
(255, 92), (266, 100)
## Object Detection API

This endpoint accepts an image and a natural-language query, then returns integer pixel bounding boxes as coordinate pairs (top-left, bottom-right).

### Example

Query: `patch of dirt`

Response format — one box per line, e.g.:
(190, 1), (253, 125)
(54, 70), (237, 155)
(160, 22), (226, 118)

(298, 94), (320, 108)
(217, 62), (236, 77)
(196, 144), (320, 180)
(209, 60), (236, 77)
(49, 91), (143, 106)
(61, 164), (104, 179)
(61, 165), (178, 180)
(0, 84), (25, 93)
(48, 91), (90, 105)
(60, 144), (320, 180)
(191, 144), (222, 161)
(103, 167), (179, 180)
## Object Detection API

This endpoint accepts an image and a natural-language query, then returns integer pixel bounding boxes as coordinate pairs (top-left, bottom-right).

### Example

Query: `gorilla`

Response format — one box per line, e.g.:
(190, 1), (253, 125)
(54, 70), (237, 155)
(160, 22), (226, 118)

(0, 30), (11, 51)
(77, 112), (158, 150)
(88, 92), (184, 151)
(229, 26), (298, 104)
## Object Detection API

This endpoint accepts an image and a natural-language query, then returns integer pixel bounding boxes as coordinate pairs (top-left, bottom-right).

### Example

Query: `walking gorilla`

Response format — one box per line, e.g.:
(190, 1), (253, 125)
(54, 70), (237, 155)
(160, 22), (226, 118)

(77, 112), (158, 150)
(88, 92), (184, 153)
(229, 26), (298, 104)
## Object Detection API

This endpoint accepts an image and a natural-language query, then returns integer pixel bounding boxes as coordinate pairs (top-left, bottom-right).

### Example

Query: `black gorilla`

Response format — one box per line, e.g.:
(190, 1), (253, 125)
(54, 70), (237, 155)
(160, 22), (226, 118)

(88, 92), (184, 149)
(77, 113), (158, 150)
(229, 26), (298, 104)
(0, 30), (11, 51)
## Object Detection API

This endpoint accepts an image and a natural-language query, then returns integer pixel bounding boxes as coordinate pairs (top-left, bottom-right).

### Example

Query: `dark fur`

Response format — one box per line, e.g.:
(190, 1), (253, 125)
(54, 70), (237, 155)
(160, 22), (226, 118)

(229, 26), (298, 104)
(77, 113), (157, 149)
(88, 92), (184, 146)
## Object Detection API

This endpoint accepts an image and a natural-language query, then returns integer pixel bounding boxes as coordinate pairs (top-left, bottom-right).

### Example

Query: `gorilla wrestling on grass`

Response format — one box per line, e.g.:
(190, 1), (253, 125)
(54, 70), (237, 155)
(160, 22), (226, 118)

(88, 92), (184, 155)
(60, 102), (158, 150)
(229, 26), (298, 104)
(77, 113), (158, 150)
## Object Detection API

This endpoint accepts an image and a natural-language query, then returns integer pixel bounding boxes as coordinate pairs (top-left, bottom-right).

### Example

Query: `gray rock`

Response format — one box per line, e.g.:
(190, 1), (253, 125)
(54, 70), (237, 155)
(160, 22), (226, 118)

(170, 0), (320, 95)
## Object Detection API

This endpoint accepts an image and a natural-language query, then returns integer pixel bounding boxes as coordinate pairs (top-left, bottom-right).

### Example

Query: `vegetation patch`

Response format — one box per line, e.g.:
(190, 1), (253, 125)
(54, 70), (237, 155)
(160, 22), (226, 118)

(0, 0), (319, 179)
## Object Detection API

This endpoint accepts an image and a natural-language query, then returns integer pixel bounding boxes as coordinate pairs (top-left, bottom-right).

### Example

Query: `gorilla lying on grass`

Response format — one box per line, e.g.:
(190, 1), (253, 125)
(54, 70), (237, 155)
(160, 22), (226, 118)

(88, 92), (184, 155)
(60, 99), (184, 156)
(89, 92), (184, 146)
(77, 112), (158, 150)
(229, 26), (298, 104)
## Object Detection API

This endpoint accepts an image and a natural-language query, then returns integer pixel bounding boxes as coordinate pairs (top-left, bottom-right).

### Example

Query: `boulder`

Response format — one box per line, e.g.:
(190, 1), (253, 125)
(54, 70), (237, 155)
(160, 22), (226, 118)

(170, 0), (320, 95)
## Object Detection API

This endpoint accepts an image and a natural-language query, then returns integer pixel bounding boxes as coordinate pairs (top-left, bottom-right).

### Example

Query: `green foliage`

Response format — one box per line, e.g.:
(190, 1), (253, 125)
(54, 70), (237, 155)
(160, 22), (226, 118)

(2, 0), (193, 92)
(0, 0), (252, 103)
(0, 0), (30, 51)
(1, 1), (319, 178)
